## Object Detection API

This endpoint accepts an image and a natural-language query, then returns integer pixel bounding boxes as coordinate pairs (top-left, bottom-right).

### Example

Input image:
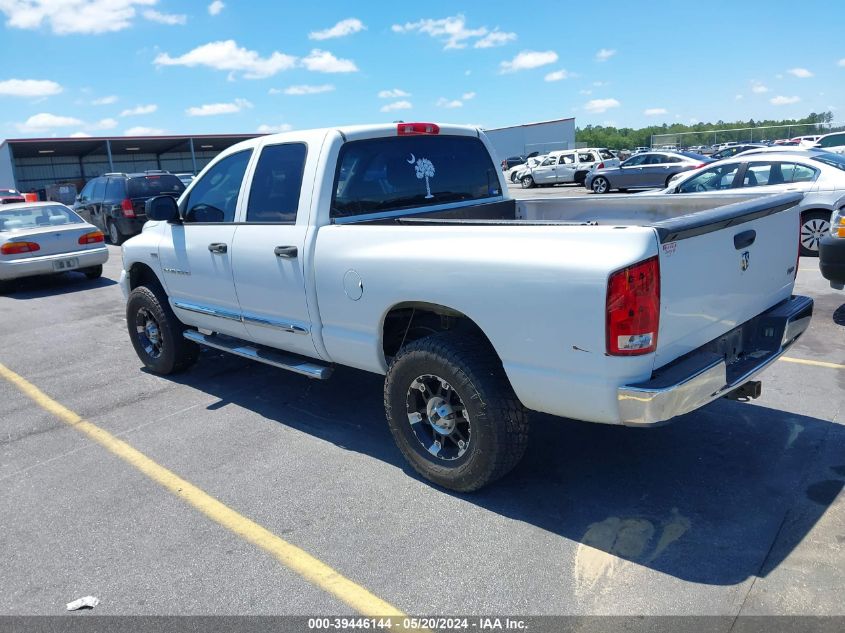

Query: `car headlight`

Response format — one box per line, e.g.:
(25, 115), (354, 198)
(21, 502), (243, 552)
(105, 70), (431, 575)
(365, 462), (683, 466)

(832, 207), (845, 238)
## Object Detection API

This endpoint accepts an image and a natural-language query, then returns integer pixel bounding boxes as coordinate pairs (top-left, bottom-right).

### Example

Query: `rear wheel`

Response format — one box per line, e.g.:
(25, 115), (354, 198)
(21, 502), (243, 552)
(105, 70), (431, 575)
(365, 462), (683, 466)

(510, 172), (520, 183)
(384, 332), (529, 492)
(107, 220), (124, 246)
(591, 176), (610, 194)
(83, 265), (103, 280)
(799, 211), (831, 256)
(521, 175), (535, 189)
(126, 285), (199, 374)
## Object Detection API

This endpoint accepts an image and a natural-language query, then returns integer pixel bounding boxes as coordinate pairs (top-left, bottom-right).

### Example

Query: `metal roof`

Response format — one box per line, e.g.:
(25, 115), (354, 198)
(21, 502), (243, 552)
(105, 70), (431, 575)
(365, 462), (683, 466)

(1, 134), (263, 158)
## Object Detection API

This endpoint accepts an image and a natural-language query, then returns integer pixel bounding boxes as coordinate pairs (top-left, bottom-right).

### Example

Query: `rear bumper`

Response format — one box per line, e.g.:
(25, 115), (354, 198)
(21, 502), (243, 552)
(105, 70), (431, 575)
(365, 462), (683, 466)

(819, 234), (845, 286)
(0, 247), (109, 281)
(618, 295), (813, 427)
(114, 216), (147, 236)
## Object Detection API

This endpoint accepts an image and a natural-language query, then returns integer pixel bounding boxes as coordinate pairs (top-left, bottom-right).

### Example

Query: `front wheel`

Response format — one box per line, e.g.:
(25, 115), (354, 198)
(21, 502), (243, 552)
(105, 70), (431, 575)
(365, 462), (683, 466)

(591, 176), (610, 194)
(510, 172), (520, 183)
(384, 332), (529, 492)
(521, 175), (535, 189)
(799, 211), (831, 257)
(126, 285), (199, 374)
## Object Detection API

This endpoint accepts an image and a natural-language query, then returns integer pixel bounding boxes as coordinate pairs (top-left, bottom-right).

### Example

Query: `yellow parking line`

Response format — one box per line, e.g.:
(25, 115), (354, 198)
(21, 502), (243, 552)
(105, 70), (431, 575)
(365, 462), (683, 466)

(0, 362), (404, 617)
(780, 356), (845, 370)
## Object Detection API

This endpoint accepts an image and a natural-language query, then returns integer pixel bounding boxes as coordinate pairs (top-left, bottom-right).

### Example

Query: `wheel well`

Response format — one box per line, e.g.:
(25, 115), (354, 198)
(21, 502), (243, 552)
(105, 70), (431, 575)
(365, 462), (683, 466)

(128, 262), (164, 293)
(801, 208), (832, 220)
(381, 303), (492, 363)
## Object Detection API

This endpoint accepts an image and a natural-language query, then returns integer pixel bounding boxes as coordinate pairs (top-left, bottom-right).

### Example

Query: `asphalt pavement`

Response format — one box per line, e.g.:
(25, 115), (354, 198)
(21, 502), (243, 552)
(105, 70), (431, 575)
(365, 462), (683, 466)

(1, 201), (843, 619)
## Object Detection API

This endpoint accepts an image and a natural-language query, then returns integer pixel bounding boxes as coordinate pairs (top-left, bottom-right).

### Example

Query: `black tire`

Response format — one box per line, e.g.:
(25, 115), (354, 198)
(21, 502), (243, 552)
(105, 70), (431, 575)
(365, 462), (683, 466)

(510, 172), (520, 183)
(0, 279), (12, 294)
(126, 285), (199, 374)
(799, 210), (831, 257)
(664, 175), (675, 188)
(591, 176), (610, 194)
(83, 264), (103, 280)
(107, 220), (125, 246)
(521, 175), (535, 189)
(618, 188), (629, 193)
(384, 332), (529, 492)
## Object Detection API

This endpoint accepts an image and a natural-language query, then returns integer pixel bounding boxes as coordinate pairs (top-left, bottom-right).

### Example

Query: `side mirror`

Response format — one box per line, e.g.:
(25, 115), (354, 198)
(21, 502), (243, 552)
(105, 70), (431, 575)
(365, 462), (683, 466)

(146, 195), (180, 222)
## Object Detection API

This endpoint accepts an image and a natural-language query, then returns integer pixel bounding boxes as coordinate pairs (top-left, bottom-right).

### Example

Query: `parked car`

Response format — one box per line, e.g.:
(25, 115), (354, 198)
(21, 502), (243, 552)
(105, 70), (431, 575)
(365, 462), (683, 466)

(820, 200), (845, 289)
(812, 131), (845, 154)
(658, 152), (845, 255)
(121, 122), (811, 491)
(73, 171), (185, 245)
(521, 148), (619, 188)
(585, 151), (711, 194)
(505, 155), (543, 183)
(175, 173), (196, 187)
(501, 155), (526, 171)
(0, 202), (108, 293)
(0, 188), (25, 205)
(793, 135), (823, 147)
(710, 144), (765, 161)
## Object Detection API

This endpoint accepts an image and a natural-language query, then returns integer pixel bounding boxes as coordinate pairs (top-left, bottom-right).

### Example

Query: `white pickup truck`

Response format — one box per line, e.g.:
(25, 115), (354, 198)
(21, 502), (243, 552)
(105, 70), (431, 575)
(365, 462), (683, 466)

(120, 122), (813, 491)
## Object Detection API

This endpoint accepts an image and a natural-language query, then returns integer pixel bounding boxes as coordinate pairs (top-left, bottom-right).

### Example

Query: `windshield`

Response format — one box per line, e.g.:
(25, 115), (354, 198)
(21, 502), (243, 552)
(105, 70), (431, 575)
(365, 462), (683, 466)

(0, 204), (84, 231)
(811, 153), (845, 172)
(0, 189), (21, 196)
(332, 135), (501, 218)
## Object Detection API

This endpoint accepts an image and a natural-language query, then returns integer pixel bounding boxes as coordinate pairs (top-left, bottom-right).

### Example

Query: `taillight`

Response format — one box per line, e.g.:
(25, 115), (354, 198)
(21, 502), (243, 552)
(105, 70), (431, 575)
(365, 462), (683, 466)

(78, 230), (105, 245)
(606, 256), (660, 356)
(596, 162), (605, 169)
(397, 122), (440, 136)
(691, 163), (707, 169)
(121, 198), (136, 218)
(1, 241), (40, 255)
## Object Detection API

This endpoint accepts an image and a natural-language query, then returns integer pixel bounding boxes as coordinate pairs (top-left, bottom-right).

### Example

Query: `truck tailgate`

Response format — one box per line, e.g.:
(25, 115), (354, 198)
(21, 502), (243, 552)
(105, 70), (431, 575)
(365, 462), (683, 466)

(653, 193), (801, 369)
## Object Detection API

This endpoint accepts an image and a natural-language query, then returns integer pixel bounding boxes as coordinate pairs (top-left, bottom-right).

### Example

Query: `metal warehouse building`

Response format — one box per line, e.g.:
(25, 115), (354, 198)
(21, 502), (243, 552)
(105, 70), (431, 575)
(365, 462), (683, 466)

(483, 117), (576, 162)
(0, 134), (261, 199)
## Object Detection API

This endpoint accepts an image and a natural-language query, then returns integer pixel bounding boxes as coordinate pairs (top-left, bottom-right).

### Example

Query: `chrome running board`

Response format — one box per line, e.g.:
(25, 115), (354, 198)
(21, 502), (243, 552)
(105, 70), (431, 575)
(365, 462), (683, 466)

(183, 330), (333, 380)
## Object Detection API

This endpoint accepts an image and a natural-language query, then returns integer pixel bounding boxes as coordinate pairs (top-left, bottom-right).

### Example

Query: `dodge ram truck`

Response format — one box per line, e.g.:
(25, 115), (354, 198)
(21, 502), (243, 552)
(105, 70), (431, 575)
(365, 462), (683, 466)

(120, 122), (813, 491)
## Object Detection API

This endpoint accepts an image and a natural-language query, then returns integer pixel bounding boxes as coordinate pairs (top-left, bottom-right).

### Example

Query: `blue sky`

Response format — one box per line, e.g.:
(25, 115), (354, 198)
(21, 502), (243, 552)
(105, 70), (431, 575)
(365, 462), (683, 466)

(1, 0), (843, 140)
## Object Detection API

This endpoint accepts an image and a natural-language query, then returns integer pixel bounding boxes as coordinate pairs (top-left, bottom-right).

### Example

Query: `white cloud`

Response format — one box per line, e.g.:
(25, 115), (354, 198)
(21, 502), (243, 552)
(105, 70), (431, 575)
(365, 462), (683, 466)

(593, 81), (608, 87)
(155, 40), (297, 79)
(280, 84), (334, 95)
(91, 117), (118, 130)
(544, 69), (570, 82)
(143, 9), (185, 25)
(436, 97), (463, 108)
(787, 67), (813, 78)
(120, 104), (157, 116)
(391, 14), (489, 50)
(735, 94), (744, 100)
(208, 0), (224, 15)
(378, 88), (410, 98)
(474, 30), (516, 48)
(583, 98), (620, 113)
(380, 100), (412, 113)
(499, 50), (558, 73)
(17, 112), (82, 132)
(595, 48), (616, 62)
(0, 0), (156, 35)
(186, 98), (253, 116)
(838, 58), (845, 67)
(301, 49), (358, 73)
(751, 82), (769, 94)
(644, 107), (667, 116)
(69, 131), (92, 138)
(257, 123), (293, 133)
(309, 18), (365, 40)
(0, 78), (62, 97)
(92, 95), (118, 105)
(770, 95), (801, 105)
(124, 126), (166, 136)
(462, 91), (475, 100)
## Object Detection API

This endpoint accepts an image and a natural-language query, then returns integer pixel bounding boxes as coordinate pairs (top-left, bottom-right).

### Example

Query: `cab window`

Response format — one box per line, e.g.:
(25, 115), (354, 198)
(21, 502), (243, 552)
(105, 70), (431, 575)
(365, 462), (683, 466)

(182, 150), (252, 223)
(541, 157), (556, 166)
(247, 143), (307, 223)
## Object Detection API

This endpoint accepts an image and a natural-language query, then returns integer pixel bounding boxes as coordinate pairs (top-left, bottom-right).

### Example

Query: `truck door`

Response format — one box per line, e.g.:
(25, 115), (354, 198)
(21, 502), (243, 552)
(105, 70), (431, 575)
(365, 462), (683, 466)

(158, 149), (253, 338)
(230, 142), (321, 359)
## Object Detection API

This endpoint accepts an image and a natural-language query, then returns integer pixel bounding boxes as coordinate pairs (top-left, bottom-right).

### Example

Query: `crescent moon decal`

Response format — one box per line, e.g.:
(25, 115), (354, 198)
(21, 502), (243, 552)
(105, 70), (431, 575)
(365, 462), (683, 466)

(407, 153), (416, 164)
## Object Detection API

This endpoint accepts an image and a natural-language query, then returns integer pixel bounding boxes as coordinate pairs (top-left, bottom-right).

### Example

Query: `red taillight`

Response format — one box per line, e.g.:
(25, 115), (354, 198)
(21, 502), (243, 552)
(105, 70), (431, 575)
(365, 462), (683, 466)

(606, 256), (660, 356)
(691, 163), (707, 169)
(78, 230), (105, 245)
(1, 241), (40, 255)
(597, 162), (605, 169)
(397, 122), (440, 136)
(121, 198), (136, 218)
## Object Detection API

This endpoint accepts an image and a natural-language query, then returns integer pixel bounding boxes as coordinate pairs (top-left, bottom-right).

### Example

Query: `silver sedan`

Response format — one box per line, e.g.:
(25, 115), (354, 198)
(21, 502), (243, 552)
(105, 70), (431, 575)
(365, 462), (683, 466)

(585, 152), (711, 194)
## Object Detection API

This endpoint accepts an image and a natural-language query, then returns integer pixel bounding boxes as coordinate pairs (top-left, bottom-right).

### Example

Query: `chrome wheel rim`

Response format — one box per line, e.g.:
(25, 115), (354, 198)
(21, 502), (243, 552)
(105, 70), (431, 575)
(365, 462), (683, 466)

(800, 218), (830, 252)
(521, 177), (533, 188)
(406, 374), (470, 461)
(109, 223), (119, 243)
(136, 307), (163, 359)
(593, 178), (607, 193)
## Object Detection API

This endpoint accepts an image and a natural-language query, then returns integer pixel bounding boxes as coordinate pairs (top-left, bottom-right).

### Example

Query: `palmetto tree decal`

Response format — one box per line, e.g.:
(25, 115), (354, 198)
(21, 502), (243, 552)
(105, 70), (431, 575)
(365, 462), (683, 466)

(414, 157), (436, 199)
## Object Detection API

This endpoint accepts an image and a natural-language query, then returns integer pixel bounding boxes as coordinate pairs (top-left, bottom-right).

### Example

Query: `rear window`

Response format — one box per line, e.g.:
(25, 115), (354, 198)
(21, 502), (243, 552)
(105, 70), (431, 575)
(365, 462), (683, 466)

(599, 149), (614, 160)
(0, 204), (83, 231)
(127, 175), (185, 198)
(811, 153), (845, 172)
(331, 135), (501, 218)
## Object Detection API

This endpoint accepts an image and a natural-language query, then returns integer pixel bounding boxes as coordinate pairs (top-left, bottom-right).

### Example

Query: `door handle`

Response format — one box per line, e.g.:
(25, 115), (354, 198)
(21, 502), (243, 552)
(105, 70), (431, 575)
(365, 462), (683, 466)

(274, 245), (298, 258)
(208, 243), (228, 254)
(734, 229), (756, 250)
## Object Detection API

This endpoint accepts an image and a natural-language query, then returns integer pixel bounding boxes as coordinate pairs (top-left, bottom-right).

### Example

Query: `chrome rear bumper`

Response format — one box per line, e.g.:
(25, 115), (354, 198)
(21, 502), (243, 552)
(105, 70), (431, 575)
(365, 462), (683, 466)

(618, 295), (813, 427)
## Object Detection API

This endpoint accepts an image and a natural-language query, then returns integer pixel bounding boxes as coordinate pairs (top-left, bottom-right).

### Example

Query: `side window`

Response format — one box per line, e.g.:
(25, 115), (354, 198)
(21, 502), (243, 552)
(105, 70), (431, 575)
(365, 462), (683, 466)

(183, 150), (252, 223)
(91, 178), (106, 202)
(622, 155), (646, 167)
(663, 156), (683, 163)
(541, 157), (556, 166)
(578, 152), (597, 163)
(645, 154), (667, 165)
(599, 149), (614, 160)
(78, 181), (94, 202)
(783, 163), (818, 183)
(105, 178), (125, 201)
(246, 143), (307, 223)
(742, 163), (775, 187)
(678, 164), (740, 192)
